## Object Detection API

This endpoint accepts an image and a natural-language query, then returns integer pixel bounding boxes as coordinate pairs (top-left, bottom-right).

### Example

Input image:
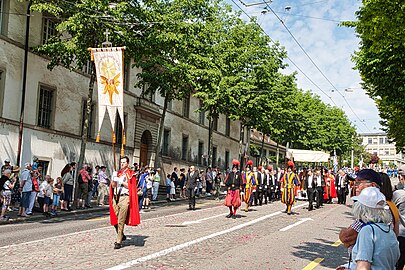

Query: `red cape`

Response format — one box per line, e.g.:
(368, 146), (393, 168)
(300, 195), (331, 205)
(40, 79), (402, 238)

(109, 168), (140, 226)
(324, 174), (337, 199)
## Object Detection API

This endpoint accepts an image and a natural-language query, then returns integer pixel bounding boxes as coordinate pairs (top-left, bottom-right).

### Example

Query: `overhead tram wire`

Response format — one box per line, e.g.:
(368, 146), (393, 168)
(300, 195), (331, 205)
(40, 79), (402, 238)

(232, 2), (339, 106)
(261, 1), (372, 132)
(232, 0), (366, 133)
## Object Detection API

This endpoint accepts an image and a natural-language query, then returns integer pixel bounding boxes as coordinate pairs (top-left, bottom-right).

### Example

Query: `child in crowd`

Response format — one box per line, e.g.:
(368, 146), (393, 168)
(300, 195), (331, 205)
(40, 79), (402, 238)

(170, 176), (176, 201)
(39, 177), (54, 217)
(51, 177), (63, 216)
(166, 174), (171, 202)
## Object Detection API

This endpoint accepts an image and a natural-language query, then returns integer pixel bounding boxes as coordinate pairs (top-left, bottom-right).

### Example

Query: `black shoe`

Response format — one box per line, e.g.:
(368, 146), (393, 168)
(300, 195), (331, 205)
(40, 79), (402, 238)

(287, 212), (292, 215)
(114, 242), (122, 249)
(232, 215), (237, 219)
(226, 214), (233, 218)
(192, 206), (196, 210)
(122, 235), (127, 241)
(187, 207), (193, 210)
(85, 205), (93, 208)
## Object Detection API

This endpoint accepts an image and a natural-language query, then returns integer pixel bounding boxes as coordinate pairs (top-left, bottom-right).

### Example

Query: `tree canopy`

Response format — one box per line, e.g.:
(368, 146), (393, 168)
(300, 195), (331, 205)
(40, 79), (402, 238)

(347, 0), (405, 150)
(29, 0), (359, 162)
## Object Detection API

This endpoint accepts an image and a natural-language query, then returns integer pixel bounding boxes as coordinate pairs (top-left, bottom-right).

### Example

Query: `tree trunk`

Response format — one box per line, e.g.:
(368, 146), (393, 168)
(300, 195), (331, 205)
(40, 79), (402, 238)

(73, 67), (96, 207)
(239, 123), (245, 169)
(207, 114), (213, 168)
(154, 95), (168, 178)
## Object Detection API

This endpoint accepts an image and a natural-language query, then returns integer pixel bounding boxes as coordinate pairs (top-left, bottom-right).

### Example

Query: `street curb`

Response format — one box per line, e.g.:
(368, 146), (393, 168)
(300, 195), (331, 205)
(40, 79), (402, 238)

(0, 194), (224, 225)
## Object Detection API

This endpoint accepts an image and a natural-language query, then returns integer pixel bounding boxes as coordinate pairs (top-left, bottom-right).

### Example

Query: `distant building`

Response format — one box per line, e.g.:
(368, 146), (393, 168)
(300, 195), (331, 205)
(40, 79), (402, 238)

(359, 132), (405, 167)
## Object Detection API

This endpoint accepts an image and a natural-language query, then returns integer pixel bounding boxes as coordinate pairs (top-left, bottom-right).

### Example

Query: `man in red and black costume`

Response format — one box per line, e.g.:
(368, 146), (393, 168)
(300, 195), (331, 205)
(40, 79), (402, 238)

(109, 156), (140, 249)
(224, 159), (242, 218)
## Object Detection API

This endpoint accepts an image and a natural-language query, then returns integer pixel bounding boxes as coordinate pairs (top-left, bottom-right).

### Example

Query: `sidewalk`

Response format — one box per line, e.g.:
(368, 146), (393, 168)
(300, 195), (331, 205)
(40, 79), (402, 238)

(0, 193), (223, 225)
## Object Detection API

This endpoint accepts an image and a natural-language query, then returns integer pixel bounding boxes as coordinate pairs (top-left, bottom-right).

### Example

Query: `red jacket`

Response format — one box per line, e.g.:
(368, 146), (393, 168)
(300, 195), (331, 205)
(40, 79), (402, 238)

(109, 168), (140, 226)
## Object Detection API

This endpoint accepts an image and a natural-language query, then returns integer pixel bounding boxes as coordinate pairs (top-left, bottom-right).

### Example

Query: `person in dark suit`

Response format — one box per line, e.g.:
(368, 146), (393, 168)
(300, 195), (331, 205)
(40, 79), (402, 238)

(314, 169), (325, 208)
(335, 169), (348, 204)
(305, 169), (316, 211)
(185, 166), (199, 210)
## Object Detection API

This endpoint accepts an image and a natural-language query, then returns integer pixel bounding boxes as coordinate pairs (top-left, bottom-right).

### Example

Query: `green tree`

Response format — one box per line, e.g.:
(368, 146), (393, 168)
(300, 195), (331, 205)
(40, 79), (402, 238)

(345, 0), (405, 149)
(130, 0), (227, 168)
(29, 0), (145, 200)
(193, 15), (288, 166)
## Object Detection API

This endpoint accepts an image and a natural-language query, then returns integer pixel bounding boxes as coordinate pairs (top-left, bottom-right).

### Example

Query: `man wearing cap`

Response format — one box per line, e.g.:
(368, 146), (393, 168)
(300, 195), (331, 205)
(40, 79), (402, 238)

(339, 169), (383, 249)
(393, 165), (405, 270)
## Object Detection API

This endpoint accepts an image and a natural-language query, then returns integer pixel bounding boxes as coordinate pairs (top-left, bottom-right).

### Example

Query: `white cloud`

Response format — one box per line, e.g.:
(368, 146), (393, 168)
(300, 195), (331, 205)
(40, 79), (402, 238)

(227, 0), (382, 133)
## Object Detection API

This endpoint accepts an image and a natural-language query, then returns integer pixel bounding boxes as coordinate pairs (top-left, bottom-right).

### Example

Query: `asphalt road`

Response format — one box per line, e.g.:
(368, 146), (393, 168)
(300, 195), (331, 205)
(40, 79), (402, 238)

(0, 198), (352, 270)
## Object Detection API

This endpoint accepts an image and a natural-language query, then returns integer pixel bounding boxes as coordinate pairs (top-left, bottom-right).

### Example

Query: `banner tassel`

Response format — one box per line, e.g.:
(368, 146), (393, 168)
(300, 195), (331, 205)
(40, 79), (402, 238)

(96, 132), (100, 142)
(112, 132), (116, 144)
(121, 145), (124, 157)
(122, 132), (126, 145)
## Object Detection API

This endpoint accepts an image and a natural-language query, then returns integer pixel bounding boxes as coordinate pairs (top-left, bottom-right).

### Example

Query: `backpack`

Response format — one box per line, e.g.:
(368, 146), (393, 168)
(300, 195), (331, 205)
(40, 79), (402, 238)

(78, 174), (84, 184)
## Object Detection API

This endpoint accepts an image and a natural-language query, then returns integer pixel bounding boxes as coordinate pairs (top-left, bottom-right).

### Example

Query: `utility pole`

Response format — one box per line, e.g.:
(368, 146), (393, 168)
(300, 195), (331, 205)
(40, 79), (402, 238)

(16, 1), (32, 166)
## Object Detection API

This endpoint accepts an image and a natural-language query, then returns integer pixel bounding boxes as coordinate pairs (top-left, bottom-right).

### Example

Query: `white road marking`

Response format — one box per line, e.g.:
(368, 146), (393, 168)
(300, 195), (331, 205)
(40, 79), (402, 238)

(106, 203), (307, 270)
(279, 218), (313, 232)
(181, 213), (225, 225)
(0, 204), (224, 250)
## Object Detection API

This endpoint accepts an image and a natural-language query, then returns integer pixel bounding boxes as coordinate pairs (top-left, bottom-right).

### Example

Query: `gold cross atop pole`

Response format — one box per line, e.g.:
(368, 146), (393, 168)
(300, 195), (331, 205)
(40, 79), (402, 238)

(102, 29), (112, 48)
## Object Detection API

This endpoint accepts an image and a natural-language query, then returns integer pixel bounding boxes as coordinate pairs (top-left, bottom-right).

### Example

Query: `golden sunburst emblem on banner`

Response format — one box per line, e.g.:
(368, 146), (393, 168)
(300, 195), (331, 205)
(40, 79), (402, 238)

(100, 58), (121, 105)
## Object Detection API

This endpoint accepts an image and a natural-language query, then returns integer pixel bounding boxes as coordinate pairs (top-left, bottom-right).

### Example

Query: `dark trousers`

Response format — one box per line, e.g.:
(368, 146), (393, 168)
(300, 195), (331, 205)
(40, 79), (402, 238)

(253, 188), (259, 206)
(188, 188), (196, 209)
(337, 188), (347, 204)
(257, 186), (264, 206)
(397, 236), (405, 270)
(264, 187), (272, 204)
(315, 187), (323, 208)
(307, 188), (315, 210)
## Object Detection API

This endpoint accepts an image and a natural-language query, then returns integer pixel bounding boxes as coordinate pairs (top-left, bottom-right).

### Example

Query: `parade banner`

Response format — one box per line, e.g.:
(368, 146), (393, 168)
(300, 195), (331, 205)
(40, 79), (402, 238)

(90, 47), (125, 144)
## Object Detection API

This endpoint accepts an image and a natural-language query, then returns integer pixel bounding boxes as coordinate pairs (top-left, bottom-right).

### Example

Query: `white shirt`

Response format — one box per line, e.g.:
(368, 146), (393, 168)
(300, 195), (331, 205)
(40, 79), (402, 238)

(315, 176), (322, 187)
(115, 175), (129, 195)
(307, 175), (313, 188)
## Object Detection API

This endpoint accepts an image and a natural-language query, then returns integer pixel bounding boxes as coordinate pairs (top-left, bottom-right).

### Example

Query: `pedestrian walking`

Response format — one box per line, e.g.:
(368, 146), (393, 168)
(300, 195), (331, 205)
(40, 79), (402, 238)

(109, 156), (140, 249)
(242, 160), (254, 212)
(185, 166), (198, 210)
(281, 161), (299, 215)
(224, 160), (241, 218)
(305, 169), (315, 211)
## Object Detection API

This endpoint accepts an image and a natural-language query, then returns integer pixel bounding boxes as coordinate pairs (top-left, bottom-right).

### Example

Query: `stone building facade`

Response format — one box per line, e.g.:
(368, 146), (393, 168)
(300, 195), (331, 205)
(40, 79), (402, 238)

(359, 132), (405, 167)
(0, 0), (249, 178)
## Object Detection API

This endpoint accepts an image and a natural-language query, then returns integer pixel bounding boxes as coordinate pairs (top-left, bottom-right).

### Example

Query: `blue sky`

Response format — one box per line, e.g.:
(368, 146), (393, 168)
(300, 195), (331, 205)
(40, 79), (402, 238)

(225, 0), (381, 134)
